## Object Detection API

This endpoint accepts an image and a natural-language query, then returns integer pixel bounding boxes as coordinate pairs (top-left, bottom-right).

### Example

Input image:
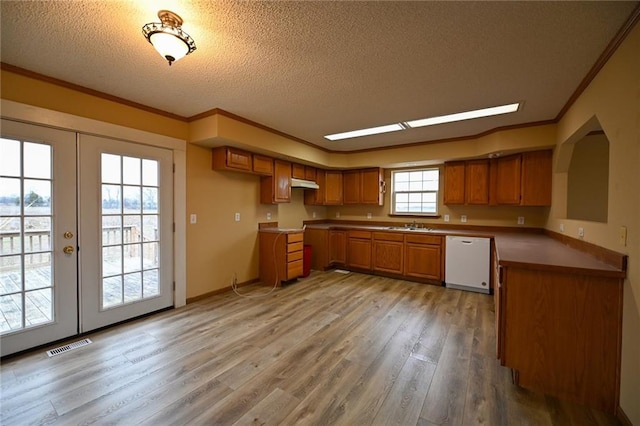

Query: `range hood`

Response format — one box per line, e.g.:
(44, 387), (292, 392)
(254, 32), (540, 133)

(291, 178), (319, 189)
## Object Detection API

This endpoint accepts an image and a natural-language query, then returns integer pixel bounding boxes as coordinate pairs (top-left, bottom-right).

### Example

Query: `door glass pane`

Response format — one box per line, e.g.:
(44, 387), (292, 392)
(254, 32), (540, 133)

(100, 153), (162, 310)
(0, 140), (54, 334)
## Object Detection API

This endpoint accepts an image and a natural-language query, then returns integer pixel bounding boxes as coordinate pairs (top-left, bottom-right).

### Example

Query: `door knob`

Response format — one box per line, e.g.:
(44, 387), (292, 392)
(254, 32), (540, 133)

(63, 246), (75, 254)
(64, 231), (74, 239)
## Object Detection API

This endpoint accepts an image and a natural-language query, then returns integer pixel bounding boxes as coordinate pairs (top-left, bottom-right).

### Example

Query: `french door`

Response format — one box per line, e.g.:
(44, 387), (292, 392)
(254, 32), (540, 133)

(0, 120), (174, 356)
(78, 135), (173, 332)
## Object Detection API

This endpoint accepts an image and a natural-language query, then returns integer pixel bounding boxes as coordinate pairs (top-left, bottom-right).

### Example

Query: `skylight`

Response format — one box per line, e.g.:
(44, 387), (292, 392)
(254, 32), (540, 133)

(324, 102), (520, 141)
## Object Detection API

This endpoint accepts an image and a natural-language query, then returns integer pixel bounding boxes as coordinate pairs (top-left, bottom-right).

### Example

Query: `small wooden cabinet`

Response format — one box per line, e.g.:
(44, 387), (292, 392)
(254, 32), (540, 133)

(372, 232), (404, 274)
(329, 230), (347, 265)
(347, 230), (371, 270)
(291, 163), (306, 179)
(260, 159), (291, 204)
(494, 154), (522, 205)
(521, 150), (552, 206)
(259, 230), (304, 286)
(343, 168), (384, 205)
(324, 170), (343, 205)
(305, 169), (326, 205)
(404, 234), (443, 281)
(443, 160), (489, 205)
(252, 155), (273, 175)
(212, 146), (252, 172)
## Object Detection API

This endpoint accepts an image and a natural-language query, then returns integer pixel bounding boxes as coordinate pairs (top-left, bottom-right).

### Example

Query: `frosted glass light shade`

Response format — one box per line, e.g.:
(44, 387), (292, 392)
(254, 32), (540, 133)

(142, 10), (196, 66)
(149, 32), (190, 63)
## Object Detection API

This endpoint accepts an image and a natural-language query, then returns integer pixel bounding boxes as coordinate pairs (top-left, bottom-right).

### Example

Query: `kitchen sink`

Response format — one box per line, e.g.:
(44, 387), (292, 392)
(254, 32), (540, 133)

(386, 226), (434, 232)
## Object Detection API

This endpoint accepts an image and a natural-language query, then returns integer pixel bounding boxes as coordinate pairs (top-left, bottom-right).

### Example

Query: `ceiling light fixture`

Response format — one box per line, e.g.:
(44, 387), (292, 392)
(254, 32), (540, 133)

(405, 103), (520, 128)
(142, 10), (196, 66)
(324, 102), (520, 141)
(325, 123), (406, 141)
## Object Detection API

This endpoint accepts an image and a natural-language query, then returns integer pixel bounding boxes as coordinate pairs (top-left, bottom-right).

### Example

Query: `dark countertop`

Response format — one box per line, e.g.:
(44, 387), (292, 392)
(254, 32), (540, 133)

(259, 227), (304, 234)
(305, 223), (626, 278)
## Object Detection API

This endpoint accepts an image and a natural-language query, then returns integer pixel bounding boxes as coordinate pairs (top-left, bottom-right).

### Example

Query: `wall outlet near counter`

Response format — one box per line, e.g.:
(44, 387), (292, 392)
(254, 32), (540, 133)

(578, 227), (584, 239)
(619, 226), (627, 246)
(190, 214), (197, 224)
(460, 215), (467, 223)
(444, 214), (450, 222)
(517, 216), (525, 225)
(336, 212), (340, 218)
(312, 211), (316, 219)
(266, 212), (271, 220)
(560, 223), (564, 232)
(367, 213), (372, 219)
(234, 212), (240, 222)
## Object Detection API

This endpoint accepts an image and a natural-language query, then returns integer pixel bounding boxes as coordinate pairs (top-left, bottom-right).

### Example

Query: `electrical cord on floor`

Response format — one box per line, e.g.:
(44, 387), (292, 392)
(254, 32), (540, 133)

(231, 231), (284, 299)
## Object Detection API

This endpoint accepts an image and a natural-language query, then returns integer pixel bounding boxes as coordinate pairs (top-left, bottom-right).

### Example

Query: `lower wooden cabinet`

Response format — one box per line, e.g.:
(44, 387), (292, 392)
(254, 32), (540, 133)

(372, 232), (403, 274)
(346, 230), (371, 270)
(329, 230), (347, 265)
(259, 230), (303, 286)
(404, 234), (443, 281)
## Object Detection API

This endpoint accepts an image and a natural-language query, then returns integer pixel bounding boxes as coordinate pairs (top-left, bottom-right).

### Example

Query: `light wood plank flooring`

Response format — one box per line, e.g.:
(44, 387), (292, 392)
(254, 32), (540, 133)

(0, 271), (620, 425)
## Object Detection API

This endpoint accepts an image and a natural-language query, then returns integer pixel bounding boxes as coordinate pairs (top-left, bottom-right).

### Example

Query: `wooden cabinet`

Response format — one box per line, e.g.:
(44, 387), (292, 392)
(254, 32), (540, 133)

(324, 170), (343, 205)
(260, 159), (291, 204)
(495, 154), (522, 205)
(304, 166), (317, 181)
(292, 163), (305, 179)
(343, 168), (384, 205)
(403, 234), (443, 281)
(329, 230), (347, 265)
(496, 263), (623, 413)
(521, 150), (552, 206)
(443, 161), (465, 204)
(443, 160), (489, 205)
(372, 232), (403, 274)
(212, 146), (252, 172)
(304, 169), (326, 205)
(347, 230), (371, 270)
(465, 160), (489, 204)
(252, 155), (273, 175)
(493, 150), (552, 206)
(259, 230), (303, 286)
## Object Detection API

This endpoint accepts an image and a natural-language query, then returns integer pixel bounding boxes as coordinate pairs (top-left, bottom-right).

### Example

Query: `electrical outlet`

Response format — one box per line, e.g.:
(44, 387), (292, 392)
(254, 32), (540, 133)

(234, 212), (240, 222)
(312, 211), (317, 218)
(517, 216), (525, 225)
(367, 213), (372, 219)
(190, 214), (197, 224)
(444, 214), (450, 222)
(461, 215), (467, 223)
(560, 223), (564, 232)
(619, 226), (627, 246)
(336, 212), (340, 218)
(266, 212), (271, 220)
(578, 227), (584, 239)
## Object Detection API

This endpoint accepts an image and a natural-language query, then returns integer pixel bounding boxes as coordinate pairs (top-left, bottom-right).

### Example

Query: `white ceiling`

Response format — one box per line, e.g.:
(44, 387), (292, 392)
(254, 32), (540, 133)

(1, 1), (637, 152)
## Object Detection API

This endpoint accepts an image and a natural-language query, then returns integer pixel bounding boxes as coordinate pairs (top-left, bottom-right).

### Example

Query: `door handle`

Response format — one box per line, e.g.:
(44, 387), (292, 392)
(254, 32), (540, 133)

(63, 245), (75, 254)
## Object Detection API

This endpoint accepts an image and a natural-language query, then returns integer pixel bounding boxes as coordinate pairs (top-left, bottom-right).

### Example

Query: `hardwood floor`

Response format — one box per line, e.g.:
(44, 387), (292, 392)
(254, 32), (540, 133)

(0, 271), (620, 425)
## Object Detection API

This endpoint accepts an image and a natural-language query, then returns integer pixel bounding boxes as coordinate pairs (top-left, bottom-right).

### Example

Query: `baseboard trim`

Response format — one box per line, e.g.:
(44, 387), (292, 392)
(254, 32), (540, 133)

(616, 406), (633, 426)
(186, 278), (260, 303)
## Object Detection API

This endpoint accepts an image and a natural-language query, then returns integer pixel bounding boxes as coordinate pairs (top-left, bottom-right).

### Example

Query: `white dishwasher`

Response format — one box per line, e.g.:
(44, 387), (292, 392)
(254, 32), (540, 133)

(445, 236), (490, 294)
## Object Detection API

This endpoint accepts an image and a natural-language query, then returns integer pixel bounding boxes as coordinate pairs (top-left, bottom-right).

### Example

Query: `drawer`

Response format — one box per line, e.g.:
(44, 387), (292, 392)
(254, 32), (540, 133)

(287, 233), (304, 244)
(404, 234), (442, 245)
(287, 259), (303, 278)
(287, 241), (304, 253)
(287, 250), (303, 262)
(373, 232), (404, 242)
(348, 230), (372, 239)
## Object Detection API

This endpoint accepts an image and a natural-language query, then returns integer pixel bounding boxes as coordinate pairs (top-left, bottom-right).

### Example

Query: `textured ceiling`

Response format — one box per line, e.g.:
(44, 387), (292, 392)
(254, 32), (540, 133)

(1, 1), (637, 151)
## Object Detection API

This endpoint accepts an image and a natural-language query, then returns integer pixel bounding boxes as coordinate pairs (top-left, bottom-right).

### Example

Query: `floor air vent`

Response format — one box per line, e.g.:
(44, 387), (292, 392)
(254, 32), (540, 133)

(46, 338), (92, 357)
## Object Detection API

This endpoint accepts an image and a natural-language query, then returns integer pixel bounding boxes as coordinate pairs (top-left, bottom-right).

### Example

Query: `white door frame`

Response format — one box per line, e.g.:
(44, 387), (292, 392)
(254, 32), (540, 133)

(1, 99), (187, 308)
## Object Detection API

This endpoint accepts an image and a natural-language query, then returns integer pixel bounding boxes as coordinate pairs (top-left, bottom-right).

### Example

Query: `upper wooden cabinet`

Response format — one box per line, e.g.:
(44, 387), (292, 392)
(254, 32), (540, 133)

(343, 168), (384, 205)
(445, 150), (552, 207)
(304, 166), (317, 181)
(292, 163), (305, 179)
(494, 154), (522, 205)
(444, 160), (489, 205)
(252, 155), (273, 175)
(521, 150), (552, 206)
(324, 170), (343, 205)
(260, 159), (291, 204)
(212, 146), (252, 172)
(304, 169), (326, 205)
(443, 161), (466, 204)
(494, 150), (552, 206)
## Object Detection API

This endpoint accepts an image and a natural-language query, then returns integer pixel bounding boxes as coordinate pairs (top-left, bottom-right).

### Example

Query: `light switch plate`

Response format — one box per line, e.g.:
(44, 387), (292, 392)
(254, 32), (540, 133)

(517, 216), (525, 225)
(312, 211), (317, 218)
(266, 212), (271, 220)
(190, 214), (197, 224)
(578, 227), (584, 238)
(444, 214), (450, 222)
(234, 212), (240, 222)
(619, 226), (627, 246)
